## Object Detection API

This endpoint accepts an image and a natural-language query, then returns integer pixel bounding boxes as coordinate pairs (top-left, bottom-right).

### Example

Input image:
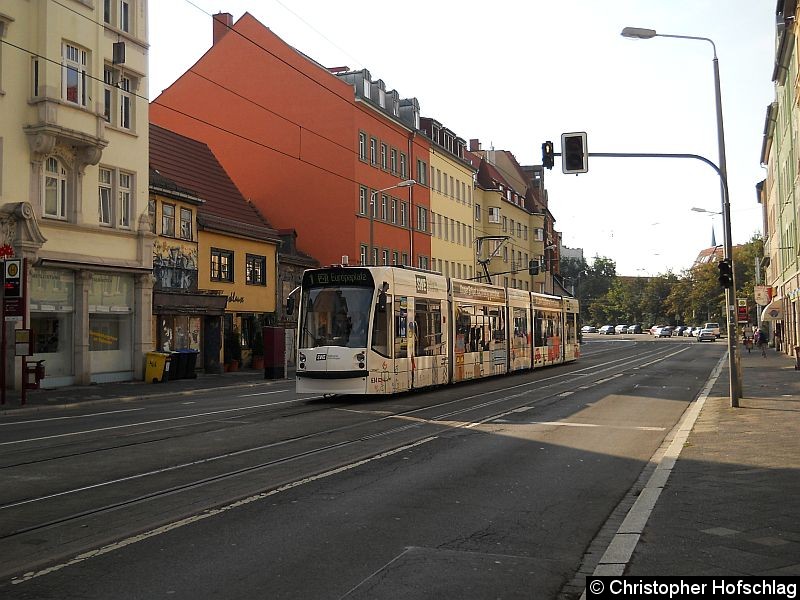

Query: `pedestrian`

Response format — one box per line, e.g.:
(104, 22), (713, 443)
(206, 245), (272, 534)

(774, 324), (782, 353)
(755, 328), (768, 358)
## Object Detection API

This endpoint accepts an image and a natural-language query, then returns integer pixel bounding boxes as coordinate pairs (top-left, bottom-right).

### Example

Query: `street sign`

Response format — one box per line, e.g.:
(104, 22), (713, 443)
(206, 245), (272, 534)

(737, 298), (748, 324)
(754, 285), (773, 306)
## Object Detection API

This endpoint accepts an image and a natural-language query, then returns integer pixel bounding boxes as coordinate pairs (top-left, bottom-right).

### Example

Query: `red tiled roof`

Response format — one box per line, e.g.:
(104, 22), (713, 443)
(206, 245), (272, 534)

(149, 123), (277, 240)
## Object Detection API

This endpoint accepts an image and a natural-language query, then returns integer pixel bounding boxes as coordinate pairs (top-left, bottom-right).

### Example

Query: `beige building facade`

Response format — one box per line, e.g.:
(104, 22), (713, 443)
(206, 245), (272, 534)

(0, 1), (152, 388)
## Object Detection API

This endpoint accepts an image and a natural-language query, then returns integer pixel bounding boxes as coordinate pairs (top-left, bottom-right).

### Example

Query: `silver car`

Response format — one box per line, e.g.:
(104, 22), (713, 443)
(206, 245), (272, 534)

(696, 328), (716, 342)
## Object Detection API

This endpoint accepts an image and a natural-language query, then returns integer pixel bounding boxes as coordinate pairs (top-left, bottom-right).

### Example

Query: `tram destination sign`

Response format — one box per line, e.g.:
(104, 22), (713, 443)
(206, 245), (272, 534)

(451, 280), (506, 304)
(303, 268), (373, 288)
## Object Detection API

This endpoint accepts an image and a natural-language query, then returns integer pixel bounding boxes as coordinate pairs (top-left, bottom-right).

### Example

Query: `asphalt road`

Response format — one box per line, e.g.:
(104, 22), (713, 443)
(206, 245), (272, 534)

(0, 335), (724, 599)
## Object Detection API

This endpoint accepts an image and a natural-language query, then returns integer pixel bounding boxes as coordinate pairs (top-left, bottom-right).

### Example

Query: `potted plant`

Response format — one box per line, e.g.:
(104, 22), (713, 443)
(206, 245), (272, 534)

(224, 327), (242, 372)
(251, 330), (264, 370)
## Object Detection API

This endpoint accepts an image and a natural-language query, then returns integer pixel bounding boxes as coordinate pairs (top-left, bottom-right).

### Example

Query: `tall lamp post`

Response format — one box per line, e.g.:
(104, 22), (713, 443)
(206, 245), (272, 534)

(621, 26), (741, 406)
(369, 179), (416, 266)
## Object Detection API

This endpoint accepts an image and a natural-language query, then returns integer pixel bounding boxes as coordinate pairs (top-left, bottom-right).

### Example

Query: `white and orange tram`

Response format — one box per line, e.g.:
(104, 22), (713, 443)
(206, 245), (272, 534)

(290, 266), (579, 396)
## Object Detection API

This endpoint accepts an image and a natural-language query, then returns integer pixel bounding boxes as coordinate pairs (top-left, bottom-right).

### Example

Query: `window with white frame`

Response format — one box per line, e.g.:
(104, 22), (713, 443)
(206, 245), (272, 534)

(475, 203), (481, 221)
(358, 132), (367, 161)
(119, 76), (132, 130)
(488, 206), (500, 223)
(104, 0), (132, 33)
(399, 153), (407, 178)
(400, 202), (407, 227)
(359, 186), (367, 215)
(380, 143), (388, 170)
(360, 244), (367, 265)
(118, 171), (131, 228)
(104, 66), (137, 131)
(416, 160), (427, 185)
(180, 208), (192, 240)
(370, 138), (377, 165)
(382, 249), (389, 266)
(98, 168), (113, 226)
(62, 43), (88, 107)
(417, 207), (428, 232)
(162, 204), (175, 236)
(391, 198), (397, 223)
(44, 157), (67, 219)
(390, 148), (397, 173)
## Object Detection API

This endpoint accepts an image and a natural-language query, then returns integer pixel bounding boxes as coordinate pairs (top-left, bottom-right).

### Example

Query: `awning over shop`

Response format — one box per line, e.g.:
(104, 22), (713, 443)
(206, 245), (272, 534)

(760, 297), (784, 321)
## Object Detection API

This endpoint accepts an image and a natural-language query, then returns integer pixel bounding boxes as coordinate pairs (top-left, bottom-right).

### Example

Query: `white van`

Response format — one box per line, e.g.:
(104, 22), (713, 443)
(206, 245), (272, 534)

(704, 322), (721, 338)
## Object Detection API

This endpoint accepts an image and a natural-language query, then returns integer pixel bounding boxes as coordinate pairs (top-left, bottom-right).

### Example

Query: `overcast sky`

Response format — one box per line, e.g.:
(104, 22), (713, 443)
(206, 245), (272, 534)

(149, 0), (776, 276)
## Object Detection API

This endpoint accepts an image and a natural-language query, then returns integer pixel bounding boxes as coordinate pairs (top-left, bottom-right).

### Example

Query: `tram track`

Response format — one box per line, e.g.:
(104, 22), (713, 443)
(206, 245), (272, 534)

(0, 341), (713, 582)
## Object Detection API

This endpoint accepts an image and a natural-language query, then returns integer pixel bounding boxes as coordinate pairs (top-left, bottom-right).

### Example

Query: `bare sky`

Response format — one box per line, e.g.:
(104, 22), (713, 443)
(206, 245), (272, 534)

(150, 0), (775, 276)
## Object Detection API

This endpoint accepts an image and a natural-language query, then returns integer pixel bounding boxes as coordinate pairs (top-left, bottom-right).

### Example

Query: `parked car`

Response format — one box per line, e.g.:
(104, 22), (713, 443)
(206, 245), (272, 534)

(673, 326), (686, 337)
(683, 327), (696, 337)
(581, 325), (597, 334)
(704, 322), (721, 338)
(614, 324), (628, 334)
(696, 328), (716, 342)
(655, 326), (673, 338)
(649, 325), (663, 335)
(627, 324), (643, 334)
(598, 325), (615, 335)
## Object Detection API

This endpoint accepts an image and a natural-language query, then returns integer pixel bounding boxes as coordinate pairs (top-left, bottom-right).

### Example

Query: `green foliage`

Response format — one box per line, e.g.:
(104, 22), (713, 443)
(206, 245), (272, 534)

(580, 237), (764, 328)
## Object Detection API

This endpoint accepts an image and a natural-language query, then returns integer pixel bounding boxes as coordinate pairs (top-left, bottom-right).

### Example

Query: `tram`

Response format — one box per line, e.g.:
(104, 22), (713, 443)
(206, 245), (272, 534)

(288, 265), (579, 395)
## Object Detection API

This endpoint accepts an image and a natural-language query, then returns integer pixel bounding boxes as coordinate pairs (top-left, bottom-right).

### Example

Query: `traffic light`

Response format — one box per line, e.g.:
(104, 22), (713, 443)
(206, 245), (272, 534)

(3, 259), (21, 298)
(717, 258), (733, 289)
(542, 141), (554, 170)
(528, 259), (540, 275)
(561, 132), (588, 174)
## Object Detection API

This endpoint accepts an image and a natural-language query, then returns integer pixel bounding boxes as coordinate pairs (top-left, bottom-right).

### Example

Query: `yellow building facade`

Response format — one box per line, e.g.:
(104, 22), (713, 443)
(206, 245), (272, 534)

(423, 120), (477, 280)
(1, 1), (152, 387)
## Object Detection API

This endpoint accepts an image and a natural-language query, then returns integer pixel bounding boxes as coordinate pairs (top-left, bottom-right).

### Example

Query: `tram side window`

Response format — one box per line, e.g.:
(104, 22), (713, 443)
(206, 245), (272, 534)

(513, 308), (527, 346)
(534, 310), (544, 347)
(490, 308), (505, 342)
(455, 304), (473, 353)
(372, 294), (392, 357)
(394, 296), (408, 359)
(414, 299), (442, 356)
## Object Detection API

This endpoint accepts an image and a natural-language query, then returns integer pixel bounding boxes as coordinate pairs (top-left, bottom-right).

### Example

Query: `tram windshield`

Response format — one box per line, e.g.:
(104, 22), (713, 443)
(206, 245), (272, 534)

(299, 286), (373, 349)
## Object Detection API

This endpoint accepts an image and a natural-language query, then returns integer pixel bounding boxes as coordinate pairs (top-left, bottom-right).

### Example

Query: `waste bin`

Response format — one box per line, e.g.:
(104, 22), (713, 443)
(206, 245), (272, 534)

(145, 352), (171, 383)
(168, 351), (183, 380)
(180, 348), (199, 379)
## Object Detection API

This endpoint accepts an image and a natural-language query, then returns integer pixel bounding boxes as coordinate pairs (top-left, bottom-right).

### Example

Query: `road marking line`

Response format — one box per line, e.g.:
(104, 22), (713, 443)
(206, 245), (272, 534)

(580, 352), (727, 599)
(11, 437), (438, 585)
(0, 397), (302, 446)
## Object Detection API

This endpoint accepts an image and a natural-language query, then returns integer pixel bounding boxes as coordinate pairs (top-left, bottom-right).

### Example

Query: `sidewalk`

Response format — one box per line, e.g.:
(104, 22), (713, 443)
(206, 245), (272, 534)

(0, 368), (292, 415)
(621, 345), (800, 577)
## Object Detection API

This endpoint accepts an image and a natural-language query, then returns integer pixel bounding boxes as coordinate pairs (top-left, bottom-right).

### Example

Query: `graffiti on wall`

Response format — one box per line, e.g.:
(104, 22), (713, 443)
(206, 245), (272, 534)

(154, 240), (198, 291)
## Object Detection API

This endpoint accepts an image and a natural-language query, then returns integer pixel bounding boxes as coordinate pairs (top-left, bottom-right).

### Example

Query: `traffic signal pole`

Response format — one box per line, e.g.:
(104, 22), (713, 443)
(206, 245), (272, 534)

(550, 149), (742, 406)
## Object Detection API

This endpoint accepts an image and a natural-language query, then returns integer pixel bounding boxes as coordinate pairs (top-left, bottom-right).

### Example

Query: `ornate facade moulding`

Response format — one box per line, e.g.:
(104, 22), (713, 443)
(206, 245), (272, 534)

(0, 202), (47, 260)
(24, 123), (108, 172)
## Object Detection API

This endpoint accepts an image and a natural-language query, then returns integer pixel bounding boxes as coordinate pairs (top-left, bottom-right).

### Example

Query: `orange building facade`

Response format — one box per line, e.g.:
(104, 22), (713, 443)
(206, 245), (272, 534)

(150, 12), (431, 271)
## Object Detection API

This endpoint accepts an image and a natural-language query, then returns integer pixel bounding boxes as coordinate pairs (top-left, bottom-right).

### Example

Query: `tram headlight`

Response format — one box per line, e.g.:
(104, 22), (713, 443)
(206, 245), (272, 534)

(299, 352), (306, 369)
(356, 352), (365, 369)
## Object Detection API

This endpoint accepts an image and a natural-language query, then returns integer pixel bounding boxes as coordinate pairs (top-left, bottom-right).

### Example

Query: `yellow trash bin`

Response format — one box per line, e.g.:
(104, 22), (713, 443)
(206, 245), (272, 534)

(145, 352), (171, 383)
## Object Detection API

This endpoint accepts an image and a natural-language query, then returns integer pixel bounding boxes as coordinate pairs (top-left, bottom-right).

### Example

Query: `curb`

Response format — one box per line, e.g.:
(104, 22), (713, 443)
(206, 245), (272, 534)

(0, 378), (293, 417)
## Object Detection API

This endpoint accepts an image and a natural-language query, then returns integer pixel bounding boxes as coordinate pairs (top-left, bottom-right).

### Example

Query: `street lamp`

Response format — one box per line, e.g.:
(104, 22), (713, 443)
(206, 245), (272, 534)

(621, 26), (741, 406)
(369, 179), (416, 266)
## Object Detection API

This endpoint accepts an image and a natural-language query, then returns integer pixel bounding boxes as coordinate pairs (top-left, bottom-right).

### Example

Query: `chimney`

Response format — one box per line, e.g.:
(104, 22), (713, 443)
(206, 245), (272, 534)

(213, 12), (233, 45)
(469, 139), (481, 152)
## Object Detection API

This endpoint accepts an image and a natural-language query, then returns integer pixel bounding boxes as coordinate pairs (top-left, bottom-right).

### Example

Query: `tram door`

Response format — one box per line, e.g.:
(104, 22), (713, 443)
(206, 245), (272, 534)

(393, 296), (411, 393)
